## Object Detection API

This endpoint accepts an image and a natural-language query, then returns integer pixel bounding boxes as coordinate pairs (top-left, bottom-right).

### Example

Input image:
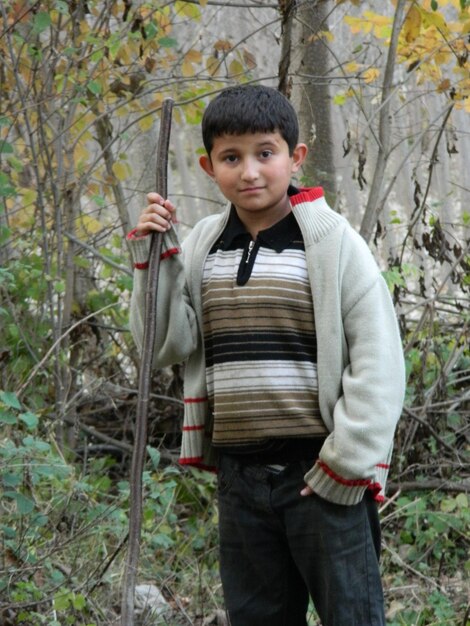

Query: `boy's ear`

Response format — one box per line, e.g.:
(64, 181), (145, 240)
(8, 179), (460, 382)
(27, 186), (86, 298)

(199, 154), (215, 178)
(291, 143), (308, 172)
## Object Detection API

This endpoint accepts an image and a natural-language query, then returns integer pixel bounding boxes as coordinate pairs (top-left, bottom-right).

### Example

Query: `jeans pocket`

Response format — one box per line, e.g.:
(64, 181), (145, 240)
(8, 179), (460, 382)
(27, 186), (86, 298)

(217, 458), (237, 496)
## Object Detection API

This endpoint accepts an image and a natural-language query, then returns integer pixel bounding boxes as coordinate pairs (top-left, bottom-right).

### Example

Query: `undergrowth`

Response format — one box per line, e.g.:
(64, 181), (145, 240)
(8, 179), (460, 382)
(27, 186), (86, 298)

(1, 390), (468, 625)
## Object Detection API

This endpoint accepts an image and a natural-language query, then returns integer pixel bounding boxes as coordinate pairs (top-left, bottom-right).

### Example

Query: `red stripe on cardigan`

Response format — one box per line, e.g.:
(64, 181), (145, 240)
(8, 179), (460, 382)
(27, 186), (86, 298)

(179, 458), (216, 472)
(290, 187), (324, 205)
(376, 463), (390, 469)
(127, 227), (147, 241)
(184, 397), (208, 404)
(367, 482), (384, 502)
(132, 247), (180, 270)
(161, 247), (180, 260)
(316, 460), (371, 487)
(134, 261), (149, 270)
(182, 425), (204, 431)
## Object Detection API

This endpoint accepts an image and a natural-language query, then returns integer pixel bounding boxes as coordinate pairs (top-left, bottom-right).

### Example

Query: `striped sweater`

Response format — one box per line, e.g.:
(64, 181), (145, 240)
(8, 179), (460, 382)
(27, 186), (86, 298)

(202, 207), (327, 450)
(128, 187), (406, 505)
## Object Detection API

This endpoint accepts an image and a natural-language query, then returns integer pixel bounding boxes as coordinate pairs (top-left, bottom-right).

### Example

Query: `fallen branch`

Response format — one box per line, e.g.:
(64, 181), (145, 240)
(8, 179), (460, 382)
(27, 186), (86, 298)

(121, 97), (174, 626)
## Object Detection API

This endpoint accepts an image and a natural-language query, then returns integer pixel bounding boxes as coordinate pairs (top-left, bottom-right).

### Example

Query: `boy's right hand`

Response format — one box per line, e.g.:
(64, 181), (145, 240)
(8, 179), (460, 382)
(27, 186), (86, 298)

(134, 192), (177, 236)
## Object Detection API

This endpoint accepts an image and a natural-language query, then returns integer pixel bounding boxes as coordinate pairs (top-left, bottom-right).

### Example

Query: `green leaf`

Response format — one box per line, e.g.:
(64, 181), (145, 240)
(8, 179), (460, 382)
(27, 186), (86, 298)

(147, 446), (161, 470)
(0, 141), (14, 154)
(0, 391), (22, 410)
(0, 409), (17, 425)
(33, 12), (52, 33)
(158, 37), (178, 48)
(333, 93), (347, 106)
(54, 280), (65, 294)
(456, 493), (468, 508)
(91, 194), (106, 207)
(72, 593), (87, 610)
(440, 497), (456, 513)
(87, 80), (102, 95)
(4, 491), (35, 515)
(145, 22), (158, 38)
(2, 472), (22, 487)
(19, 411), (39, 429)
(55, 0), (69, 15)
(22, 436), (50, 452)
(53, 590), (71, 611)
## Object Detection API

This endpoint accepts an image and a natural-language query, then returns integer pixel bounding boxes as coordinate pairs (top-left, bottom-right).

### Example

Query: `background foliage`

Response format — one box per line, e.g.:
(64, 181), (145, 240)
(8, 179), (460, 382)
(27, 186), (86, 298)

(1, 0), (469, 624)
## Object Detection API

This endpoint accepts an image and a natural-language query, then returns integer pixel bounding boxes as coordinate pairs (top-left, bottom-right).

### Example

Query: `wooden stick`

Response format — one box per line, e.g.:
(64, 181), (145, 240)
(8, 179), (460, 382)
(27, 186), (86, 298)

(121, 98), (174, 626)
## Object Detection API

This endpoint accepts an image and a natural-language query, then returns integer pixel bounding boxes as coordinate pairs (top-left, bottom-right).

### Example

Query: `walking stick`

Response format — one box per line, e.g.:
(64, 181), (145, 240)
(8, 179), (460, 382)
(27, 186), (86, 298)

(121, 98), (174, 626)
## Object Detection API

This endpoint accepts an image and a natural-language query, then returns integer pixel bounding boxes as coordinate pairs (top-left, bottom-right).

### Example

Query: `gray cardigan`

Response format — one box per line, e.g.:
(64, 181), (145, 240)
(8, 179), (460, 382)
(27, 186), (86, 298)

(129, 187), (406, 505)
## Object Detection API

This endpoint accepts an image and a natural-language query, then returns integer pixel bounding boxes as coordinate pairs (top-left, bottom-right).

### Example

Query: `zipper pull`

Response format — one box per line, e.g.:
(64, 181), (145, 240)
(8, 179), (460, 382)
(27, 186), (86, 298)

(245, 240), (255, 264)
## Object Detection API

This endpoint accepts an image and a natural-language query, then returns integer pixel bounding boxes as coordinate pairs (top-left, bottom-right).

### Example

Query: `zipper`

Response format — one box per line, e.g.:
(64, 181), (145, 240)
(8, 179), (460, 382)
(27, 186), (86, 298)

(245, 239), (255, 264)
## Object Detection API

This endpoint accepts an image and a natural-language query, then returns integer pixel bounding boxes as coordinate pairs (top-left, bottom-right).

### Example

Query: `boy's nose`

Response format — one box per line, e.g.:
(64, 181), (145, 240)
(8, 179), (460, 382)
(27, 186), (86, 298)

(240, 159), (259, 181)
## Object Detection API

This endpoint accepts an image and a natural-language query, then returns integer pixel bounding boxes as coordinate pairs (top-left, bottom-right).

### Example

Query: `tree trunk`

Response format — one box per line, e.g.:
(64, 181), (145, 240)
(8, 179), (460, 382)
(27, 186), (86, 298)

(278, 0), (336, 205)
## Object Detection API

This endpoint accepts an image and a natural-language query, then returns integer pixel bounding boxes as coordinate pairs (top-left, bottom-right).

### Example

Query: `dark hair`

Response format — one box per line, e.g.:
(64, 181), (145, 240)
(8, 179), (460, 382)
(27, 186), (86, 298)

(202, 85), (299, 156)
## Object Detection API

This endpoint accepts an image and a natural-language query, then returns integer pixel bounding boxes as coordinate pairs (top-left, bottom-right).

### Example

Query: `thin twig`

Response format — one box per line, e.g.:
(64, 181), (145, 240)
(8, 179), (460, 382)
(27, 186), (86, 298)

(16, 303), (118, 400)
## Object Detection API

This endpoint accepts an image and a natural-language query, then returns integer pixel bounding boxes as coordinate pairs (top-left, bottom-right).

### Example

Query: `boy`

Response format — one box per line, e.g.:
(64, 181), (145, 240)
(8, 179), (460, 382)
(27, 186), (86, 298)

(128, 85), (406, 626)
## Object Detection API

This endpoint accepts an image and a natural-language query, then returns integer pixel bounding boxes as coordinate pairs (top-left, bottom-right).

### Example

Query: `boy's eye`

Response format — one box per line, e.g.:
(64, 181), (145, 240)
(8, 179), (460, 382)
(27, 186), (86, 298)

(260, 150), (273, 158)
(224, 155), (238, 163)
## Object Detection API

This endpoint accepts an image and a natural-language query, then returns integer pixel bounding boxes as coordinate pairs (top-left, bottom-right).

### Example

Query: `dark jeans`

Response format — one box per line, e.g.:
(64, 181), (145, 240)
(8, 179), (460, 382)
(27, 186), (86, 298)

(217, 455), (385, 626)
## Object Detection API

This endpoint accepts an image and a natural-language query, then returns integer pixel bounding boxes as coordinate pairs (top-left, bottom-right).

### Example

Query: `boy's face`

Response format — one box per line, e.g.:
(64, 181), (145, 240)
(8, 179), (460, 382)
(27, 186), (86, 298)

(199, 131), (307, 231)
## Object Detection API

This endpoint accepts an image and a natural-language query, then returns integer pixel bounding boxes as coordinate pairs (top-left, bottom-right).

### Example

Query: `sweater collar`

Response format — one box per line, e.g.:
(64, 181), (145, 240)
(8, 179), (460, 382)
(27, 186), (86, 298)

(218, 186), (323, 252)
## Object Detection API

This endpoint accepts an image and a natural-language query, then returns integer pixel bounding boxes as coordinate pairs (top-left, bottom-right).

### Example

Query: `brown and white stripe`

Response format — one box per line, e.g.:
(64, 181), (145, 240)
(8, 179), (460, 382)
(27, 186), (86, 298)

(202, 240), (327, 447)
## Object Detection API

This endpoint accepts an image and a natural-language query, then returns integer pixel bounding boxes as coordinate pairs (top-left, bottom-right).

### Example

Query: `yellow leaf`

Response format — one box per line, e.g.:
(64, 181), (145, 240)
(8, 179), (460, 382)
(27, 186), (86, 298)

(112, 161), (131, 182)
(363, 67), (381, 84)
(175, 1), (201, 19)
(206, 55), (220, 77)
(214, 39), (232, 52)
(79, 19), (89, 35)
(151, 93), (164, 108)
(418, 7), (449, 34)
(10, 190), (35, 228)
(156, 10), (172, 34)
(87, 182), (100, 196)
(228, 59), (244, 77)
(182, 60), (195, 77)
(344, 15), (370, 35)
(435, 49), (452, 65)
(437, 78), (451, 92)
(364, 10), (391, 27)
(243, 48), (257, 70)
(185, 101), (204, 125)
(77, 214), (102, 236)
(172, 108), (182, 125)
(185, 49), (202, 63)
(117, 46), (132, 66)
(402, 5), (421, 42)
(20, 187), (37, 207)
(74, 144), (90, 167)
(345, 61), (360, 74)
(347, 11), (391, 38)
(308, 30), (334, 43)
(139, 115), (155, 131)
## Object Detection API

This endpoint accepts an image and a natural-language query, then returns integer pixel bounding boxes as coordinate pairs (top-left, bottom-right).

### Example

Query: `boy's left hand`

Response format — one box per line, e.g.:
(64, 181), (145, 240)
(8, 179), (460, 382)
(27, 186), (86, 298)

(300, 485), (314, 497)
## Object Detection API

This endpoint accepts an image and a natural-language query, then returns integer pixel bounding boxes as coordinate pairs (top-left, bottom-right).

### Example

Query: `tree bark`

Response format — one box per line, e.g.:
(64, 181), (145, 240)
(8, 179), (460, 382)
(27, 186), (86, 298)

(359, 0), (407, 243)
(278, 0), (337, 205)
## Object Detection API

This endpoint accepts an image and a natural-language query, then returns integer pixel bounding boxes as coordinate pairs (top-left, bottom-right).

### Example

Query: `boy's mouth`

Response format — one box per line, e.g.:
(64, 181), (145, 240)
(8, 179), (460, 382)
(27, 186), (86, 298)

(239, 186), (265, 193)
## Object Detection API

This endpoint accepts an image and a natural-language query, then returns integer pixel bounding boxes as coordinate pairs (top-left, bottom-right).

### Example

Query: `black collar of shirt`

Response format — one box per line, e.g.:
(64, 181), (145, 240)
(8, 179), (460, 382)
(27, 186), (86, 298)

(218, 185), (302, 253)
